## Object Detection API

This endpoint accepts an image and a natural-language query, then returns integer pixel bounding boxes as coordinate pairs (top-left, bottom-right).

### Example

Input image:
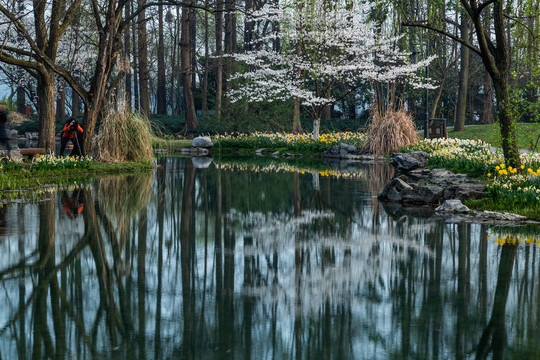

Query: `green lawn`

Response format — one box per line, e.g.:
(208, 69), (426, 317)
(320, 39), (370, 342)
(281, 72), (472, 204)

(448, 123), (540, 151)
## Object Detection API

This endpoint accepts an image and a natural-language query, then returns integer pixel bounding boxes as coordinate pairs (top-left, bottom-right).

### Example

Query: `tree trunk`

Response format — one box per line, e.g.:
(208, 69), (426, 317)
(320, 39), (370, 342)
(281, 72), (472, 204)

(215, 0), (223, 121)
(37, 70), (56, 153)
(492, 76), (520, 168)
(223, 0), (236, 114)
(71, 87), (81, 117)
(455, 16), (469, 132)
(292, 98), (303, 133)
(190, 8), (197, 93)
(430, 76), (445, 119)
(138, 0), (150, 117)
(481, 70), (494, 123)
(124, 2), (132, 109)
(201, 5), (209, 117)
(181, 4), (198, 131)
(313, 117), (320, 140)
(323, 105), (331, 121)
(56, 80), (66, 119)
(156, 1), (167, 114)
(17, 85), (26, 115)
(131, 11), (139, 111)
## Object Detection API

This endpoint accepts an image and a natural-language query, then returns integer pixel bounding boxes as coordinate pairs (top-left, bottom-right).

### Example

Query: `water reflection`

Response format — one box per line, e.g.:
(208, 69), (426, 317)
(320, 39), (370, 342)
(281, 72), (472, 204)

(0, 157), (539, 359)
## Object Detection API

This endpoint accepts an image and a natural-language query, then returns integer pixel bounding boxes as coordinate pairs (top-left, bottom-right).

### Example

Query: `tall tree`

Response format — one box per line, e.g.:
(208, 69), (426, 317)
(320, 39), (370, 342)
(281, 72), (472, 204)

(125, 1), (133, 109)
(157, 0), (167, 114)
(215, 0), (224, 120)
(138, 0), (150, 117)
(404, 0), (521, 167)
(181, 2), (198, 131)
(201, 1), (210, 116)
(455, 11), (470, 132)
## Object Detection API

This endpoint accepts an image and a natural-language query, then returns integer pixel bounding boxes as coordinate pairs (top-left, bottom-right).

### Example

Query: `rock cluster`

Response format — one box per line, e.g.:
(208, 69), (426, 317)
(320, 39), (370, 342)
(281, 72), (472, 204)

(321, 143), (376, 161)
(378, 151), (486, 205)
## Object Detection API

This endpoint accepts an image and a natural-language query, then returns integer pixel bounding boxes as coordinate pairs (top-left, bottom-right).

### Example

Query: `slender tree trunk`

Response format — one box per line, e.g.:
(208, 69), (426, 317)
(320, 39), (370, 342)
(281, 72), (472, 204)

(181, 3), (198, 131)
(138, 0), (150, 117)
(313, 116), (320, 140)
(37, 70), (56, 153)
(201, 4), (209, 116)
(430, 76), (445, 119)
(133, 13), (139, 111)
(157, 1), (167, 114)
(189, 8), (197, 93)
(125, 1), (132, 109)
(223, 0), (236, 115)
(215, 0), (223, 121)
(169, 9), (179, 114)
(455, 16), (469, 132)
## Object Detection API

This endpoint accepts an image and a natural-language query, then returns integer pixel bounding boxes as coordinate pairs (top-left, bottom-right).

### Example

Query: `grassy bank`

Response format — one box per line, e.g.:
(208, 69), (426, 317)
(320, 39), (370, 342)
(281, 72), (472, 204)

(152, 138), (192, 152)
(0, 156), (154, 202)
(449, 122), (540, 150)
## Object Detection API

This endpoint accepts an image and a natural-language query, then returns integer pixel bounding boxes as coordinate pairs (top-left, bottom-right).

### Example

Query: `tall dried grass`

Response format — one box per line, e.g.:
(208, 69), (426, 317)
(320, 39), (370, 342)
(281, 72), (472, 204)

(91, 106), (154, 162)
(367, 108), (418, 155)
(7, 112), (27, 125)
(367, 82), (418, 155)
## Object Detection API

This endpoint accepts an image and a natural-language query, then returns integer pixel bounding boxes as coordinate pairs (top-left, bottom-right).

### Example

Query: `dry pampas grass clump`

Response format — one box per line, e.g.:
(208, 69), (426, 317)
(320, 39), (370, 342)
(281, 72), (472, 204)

(367, 108), (418, 156)
(91, 108), (154, 162)
(7, 111), (28, 125)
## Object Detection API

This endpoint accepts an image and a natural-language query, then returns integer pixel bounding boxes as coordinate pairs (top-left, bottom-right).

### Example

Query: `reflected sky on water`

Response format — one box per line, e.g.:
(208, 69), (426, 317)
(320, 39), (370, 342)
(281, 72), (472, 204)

(0, 157), (539, 359)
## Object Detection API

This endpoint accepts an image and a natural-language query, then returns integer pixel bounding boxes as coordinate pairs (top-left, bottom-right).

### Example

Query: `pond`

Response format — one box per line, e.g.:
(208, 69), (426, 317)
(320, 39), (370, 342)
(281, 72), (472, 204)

(0, 156), (539, 359)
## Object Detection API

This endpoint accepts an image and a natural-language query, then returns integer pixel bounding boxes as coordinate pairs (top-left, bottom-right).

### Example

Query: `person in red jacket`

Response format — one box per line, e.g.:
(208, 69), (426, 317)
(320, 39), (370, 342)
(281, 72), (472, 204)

(60, 118), (83, 157)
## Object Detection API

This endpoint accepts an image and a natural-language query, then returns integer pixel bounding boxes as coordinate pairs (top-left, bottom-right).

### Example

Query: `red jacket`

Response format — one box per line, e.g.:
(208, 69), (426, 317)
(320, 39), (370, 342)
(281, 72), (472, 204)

(62, 123), (83, 139)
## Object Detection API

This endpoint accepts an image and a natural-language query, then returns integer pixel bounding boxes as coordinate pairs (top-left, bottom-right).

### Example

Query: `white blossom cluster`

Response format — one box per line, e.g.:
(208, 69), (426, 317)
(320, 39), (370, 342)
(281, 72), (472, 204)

(229, 0), (436, 111)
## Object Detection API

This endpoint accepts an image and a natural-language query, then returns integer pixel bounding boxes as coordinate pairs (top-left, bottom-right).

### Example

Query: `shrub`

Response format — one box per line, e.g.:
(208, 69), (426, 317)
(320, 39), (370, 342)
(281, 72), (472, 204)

(367, 107), (418, 155)
(92, 108), (154, 162)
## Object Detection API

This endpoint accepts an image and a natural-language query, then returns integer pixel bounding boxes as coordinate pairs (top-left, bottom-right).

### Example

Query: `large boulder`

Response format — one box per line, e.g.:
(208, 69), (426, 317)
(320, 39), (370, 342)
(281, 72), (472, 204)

(192, 136), (213, 148)
(391, 151), (429, 173)
(443, 184), (486, 201)
(378, 178), (413, 202)
(429, 168), (468, 184)
(402, 184), (444, 204)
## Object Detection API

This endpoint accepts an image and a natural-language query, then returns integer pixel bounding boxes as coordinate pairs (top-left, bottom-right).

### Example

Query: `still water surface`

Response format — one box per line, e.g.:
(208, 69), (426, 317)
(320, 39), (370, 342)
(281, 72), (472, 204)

(0, 157), (539, 359)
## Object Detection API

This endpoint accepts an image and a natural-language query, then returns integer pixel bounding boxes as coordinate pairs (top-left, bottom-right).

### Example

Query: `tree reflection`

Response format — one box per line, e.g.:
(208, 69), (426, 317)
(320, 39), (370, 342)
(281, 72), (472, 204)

(2, 159), (540, 359)
(476, 243), (517, 360)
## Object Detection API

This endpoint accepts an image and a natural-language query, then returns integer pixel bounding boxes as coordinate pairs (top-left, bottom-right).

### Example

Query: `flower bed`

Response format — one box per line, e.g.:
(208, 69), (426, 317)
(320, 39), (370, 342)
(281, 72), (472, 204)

(31, 155), (93, 171)
(214, 131), (367, 154)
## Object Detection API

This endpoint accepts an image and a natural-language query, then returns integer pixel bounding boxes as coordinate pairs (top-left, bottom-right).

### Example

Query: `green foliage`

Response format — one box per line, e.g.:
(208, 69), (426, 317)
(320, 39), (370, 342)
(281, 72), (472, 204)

(0, 157), (23, 171)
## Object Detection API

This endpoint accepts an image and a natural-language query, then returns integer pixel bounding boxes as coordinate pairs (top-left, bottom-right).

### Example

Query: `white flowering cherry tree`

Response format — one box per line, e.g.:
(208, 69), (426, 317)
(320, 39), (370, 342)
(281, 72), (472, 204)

(228, 0), (434, 139)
